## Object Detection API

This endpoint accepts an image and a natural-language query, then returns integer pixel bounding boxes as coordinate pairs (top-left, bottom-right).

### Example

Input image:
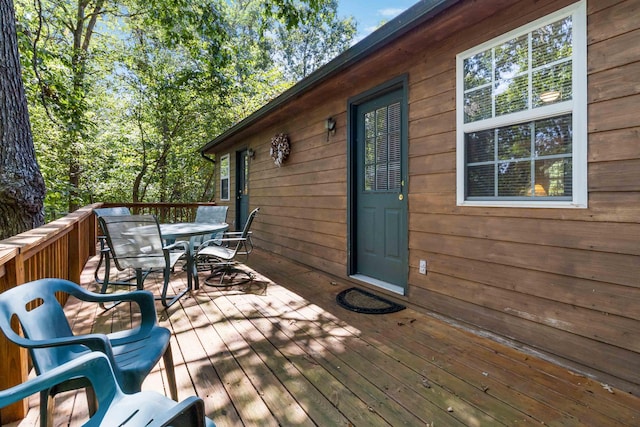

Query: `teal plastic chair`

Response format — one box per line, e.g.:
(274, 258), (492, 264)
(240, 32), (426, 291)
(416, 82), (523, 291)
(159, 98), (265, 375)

(0, 352), (215, 426)
(0, 278), (178, 427)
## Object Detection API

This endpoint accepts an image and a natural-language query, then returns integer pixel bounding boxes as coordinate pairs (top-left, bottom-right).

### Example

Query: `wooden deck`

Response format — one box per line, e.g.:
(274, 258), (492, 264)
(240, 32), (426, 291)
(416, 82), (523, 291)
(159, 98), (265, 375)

(7, 249), (640, 426)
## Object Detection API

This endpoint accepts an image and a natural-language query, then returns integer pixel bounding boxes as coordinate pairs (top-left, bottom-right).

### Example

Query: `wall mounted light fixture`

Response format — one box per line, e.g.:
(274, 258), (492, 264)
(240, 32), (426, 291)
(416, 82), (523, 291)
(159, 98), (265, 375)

(325, 117), (336, 141)
(247, 148), (255, 159)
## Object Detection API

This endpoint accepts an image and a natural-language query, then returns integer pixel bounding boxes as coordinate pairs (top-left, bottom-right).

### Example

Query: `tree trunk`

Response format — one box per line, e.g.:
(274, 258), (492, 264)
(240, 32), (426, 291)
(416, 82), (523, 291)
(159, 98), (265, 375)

(0, 0), (46, 240)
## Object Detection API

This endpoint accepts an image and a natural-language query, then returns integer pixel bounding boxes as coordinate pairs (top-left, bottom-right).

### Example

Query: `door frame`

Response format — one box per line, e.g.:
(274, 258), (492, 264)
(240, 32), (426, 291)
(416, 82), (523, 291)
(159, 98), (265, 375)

(346, 75), (409, 294)
(235, 148), (250, 231)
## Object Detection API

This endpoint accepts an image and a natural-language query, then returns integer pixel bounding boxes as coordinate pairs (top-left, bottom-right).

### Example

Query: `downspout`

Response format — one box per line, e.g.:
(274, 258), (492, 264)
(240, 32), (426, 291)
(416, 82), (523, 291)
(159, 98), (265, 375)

(200, 151), (217, 202)
(201, 151), (215, 164)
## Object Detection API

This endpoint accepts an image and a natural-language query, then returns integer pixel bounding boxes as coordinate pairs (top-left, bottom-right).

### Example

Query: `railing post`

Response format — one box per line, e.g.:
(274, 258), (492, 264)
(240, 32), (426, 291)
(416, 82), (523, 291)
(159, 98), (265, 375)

(0, 248), (28, 423)
(68, 221), (82, 284)
(89, 210), (97, 257)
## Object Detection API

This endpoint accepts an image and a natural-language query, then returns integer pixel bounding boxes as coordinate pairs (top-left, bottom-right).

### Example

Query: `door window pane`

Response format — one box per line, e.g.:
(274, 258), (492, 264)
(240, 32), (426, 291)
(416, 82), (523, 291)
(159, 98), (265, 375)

(363, 102), (401, 192)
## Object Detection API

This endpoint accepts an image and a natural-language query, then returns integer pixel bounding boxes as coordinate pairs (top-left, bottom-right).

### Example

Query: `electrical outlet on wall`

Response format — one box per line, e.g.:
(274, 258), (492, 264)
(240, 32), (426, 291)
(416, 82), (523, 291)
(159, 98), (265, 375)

(419, 259), (427, 275)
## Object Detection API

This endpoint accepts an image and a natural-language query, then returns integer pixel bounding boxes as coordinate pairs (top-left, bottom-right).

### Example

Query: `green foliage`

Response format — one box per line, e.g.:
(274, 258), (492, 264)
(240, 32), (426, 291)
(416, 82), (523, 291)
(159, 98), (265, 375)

(262, 0), (324, 29)
(274, 0), (356, 81)
(14, 0), (352, 218)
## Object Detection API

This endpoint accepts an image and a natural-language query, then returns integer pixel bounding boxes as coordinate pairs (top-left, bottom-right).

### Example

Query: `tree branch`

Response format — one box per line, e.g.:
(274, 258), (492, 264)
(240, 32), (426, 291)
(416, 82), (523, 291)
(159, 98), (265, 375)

(32, 0), (62, 127)
(82, 0), (105, 52)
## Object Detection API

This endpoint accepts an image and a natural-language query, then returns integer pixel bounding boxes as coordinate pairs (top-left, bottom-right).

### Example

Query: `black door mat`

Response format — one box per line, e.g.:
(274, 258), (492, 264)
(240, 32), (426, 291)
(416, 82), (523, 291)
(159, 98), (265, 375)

(336, 287), (405, 314)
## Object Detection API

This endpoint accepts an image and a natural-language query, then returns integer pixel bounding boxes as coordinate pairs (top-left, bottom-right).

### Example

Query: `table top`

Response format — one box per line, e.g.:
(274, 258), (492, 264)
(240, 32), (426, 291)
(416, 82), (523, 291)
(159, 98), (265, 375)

(160, 222), (229, 239)
(159, 222), (228, 239)
(121, 222), (228, 242)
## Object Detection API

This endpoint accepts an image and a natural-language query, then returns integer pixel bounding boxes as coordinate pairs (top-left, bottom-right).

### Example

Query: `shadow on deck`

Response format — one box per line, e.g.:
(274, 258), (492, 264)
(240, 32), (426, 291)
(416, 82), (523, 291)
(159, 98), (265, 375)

(7, 249), (640, 426)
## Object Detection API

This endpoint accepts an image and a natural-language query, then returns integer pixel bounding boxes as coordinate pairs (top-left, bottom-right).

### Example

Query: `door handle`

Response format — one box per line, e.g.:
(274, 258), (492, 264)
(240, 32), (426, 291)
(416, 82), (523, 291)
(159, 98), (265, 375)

(398, 194), (404, 201)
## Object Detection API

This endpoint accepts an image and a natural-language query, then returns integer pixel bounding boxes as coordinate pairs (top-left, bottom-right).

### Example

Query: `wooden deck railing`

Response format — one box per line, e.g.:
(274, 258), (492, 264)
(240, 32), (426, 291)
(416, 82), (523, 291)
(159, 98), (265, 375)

(101, 202), (216, 223)
(0, 201), (215, 423)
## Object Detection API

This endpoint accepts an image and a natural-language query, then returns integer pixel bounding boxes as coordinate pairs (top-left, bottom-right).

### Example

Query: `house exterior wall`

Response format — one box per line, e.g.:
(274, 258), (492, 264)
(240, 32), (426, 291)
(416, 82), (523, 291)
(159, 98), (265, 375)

(208, 0), (640, 394)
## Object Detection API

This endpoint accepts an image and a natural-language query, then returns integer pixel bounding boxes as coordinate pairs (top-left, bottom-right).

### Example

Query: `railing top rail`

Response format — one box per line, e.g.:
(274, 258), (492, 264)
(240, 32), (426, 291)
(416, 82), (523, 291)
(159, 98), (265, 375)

(0, 246), (18, 263)
(0, 204), (100, 256)
(102, 202), (217, 207)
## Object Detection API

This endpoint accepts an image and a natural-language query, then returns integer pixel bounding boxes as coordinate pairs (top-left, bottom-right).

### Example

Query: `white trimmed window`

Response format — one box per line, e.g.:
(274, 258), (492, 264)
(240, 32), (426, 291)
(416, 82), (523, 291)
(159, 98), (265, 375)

(456, 1), (587, 208)
(220, 154), (230, 201)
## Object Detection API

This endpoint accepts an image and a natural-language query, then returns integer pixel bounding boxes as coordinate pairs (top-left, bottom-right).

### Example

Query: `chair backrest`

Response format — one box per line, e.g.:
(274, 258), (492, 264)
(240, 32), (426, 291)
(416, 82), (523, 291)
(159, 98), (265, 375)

(94, 207), (131, 237)
(98, 214), (167, 270)
(194, 205), (228, 224)
(227, 207), (260, 258)
(192, 206), (229, 246)
(94, 207), (131, 218)
(0, 279), (89, 374)
(240, 207), (259, 239)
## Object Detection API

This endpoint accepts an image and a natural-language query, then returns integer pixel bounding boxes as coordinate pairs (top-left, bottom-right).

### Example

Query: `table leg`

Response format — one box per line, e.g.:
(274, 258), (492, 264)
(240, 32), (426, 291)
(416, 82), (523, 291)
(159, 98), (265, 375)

(189, 241), (200, 290)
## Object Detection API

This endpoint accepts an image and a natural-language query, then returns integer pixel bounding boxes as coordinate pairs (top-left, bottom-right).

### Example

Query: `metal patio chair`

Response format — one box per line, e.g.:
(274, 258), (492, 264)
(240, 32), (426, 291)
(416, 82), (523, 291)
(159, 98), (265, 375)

(93, 206), (132, 288)
(0, 278), (178, 427)
(0, 352), (213, 426)
(191, 206), (229, 271)
(191, 205), (229, 248)
(98, 214), (191, 308)
(196, 207), (259, 286)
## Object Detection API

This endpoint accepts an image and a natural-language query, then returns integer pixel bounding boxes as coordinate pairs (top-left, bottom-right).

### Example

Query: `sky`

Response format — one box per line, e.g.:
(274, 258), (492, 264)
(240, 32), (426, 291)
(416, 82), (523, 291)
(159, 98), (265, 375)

(337, 0), (418, 42)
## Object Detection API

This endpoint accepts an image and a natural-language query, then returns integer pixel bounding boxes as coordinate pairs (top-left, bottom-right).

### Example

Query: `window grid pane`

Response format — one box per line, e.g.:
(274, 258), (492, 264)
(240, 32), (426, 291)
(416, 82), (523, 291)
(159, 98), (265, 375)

(463, 16), (573, 125)
(220, 154), (230, 200)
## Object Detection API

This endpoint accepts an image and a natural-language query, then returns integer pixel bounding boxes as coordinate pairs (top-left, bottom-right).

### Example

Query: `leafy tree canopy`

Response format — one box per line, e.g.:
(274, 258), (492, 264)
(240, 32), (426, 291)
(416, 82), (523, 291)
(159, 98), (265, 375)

(11, 0), (355, 220)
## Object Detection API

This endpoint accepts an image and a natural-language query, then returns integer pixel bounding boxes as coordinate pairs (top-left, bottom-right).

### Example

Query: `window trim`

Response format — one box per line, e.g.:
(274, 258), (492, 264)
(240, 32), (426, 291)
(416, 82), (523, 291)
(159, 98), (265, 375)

(455, 1), (587, 208)
(220, 153), (230, 201)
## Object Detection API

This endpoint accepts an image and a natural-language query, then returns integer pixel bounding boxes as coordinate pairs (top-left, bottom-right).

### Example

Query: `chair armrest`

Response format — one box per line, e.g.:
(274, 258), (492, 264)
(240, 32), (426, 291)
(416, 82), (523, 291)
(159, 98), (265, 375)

(5, 332), (113, 358)
(199, 237), (246, 247)
(221, 231), (251, 237)
(0, 353), (117, 410)
(67, 285), (154, 306)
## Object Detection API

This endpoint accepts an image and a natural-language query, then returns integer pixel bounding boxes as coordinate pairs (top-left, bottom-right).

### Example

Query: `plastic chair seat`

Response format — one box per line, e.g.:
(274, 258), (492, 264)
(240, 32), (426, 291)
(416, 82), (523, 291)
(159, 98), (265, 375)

(110, 326), (172, 392)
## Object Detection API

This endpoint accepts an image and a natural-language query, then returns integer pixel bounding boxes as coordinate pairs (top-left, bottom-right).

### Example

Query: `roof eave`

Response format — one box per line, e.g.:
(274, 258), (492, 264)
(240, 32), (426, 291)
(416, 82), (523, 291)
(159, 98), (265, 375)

(200, 0), (461, 153)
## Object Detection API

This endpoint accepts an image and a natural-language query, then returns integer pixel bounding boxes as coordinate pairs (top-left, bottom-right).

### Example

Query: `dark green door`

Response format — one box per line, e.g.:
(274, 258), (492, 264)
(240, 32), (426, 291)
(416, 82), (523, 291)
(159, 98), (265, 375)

(236, 149), (250, 230)
(354, 88), (408, 293)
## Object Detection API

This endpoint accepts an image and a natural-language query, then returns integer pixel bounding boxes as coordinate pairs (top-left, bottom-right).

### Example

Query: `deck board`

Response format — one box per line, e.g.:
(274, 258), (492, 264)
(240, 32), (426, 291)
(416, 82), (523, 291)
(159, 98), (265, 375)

(5, 249), (639, 427)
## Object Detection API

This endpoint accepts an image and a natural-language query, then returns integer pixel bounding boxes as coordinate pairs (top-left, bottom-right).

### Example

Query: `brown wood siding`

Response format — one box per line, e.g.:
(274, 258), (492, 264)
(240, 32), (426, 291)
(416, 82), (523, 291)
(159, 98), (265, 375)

(406, 0), (640, 394)
(248, 110), (349, 277)
(206, 0), (640, 394)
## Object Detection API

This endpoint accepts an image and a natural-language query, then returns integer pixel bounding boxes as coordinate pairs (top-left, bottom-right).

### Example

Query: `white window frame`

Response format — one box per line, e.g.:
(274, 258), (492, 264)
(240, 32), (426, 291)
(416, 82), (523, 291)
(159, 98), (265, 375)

(455, 1), (587, 208)
(220, 153), (230, 201)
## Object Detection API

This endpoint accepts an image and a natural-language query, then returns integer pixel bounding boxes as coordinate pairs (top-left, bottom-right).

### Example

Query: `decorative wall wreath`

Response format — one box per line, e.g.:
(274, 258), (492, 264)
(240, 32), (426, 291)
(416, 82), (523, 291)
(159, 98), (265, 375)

(270, 133), (290, 167)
